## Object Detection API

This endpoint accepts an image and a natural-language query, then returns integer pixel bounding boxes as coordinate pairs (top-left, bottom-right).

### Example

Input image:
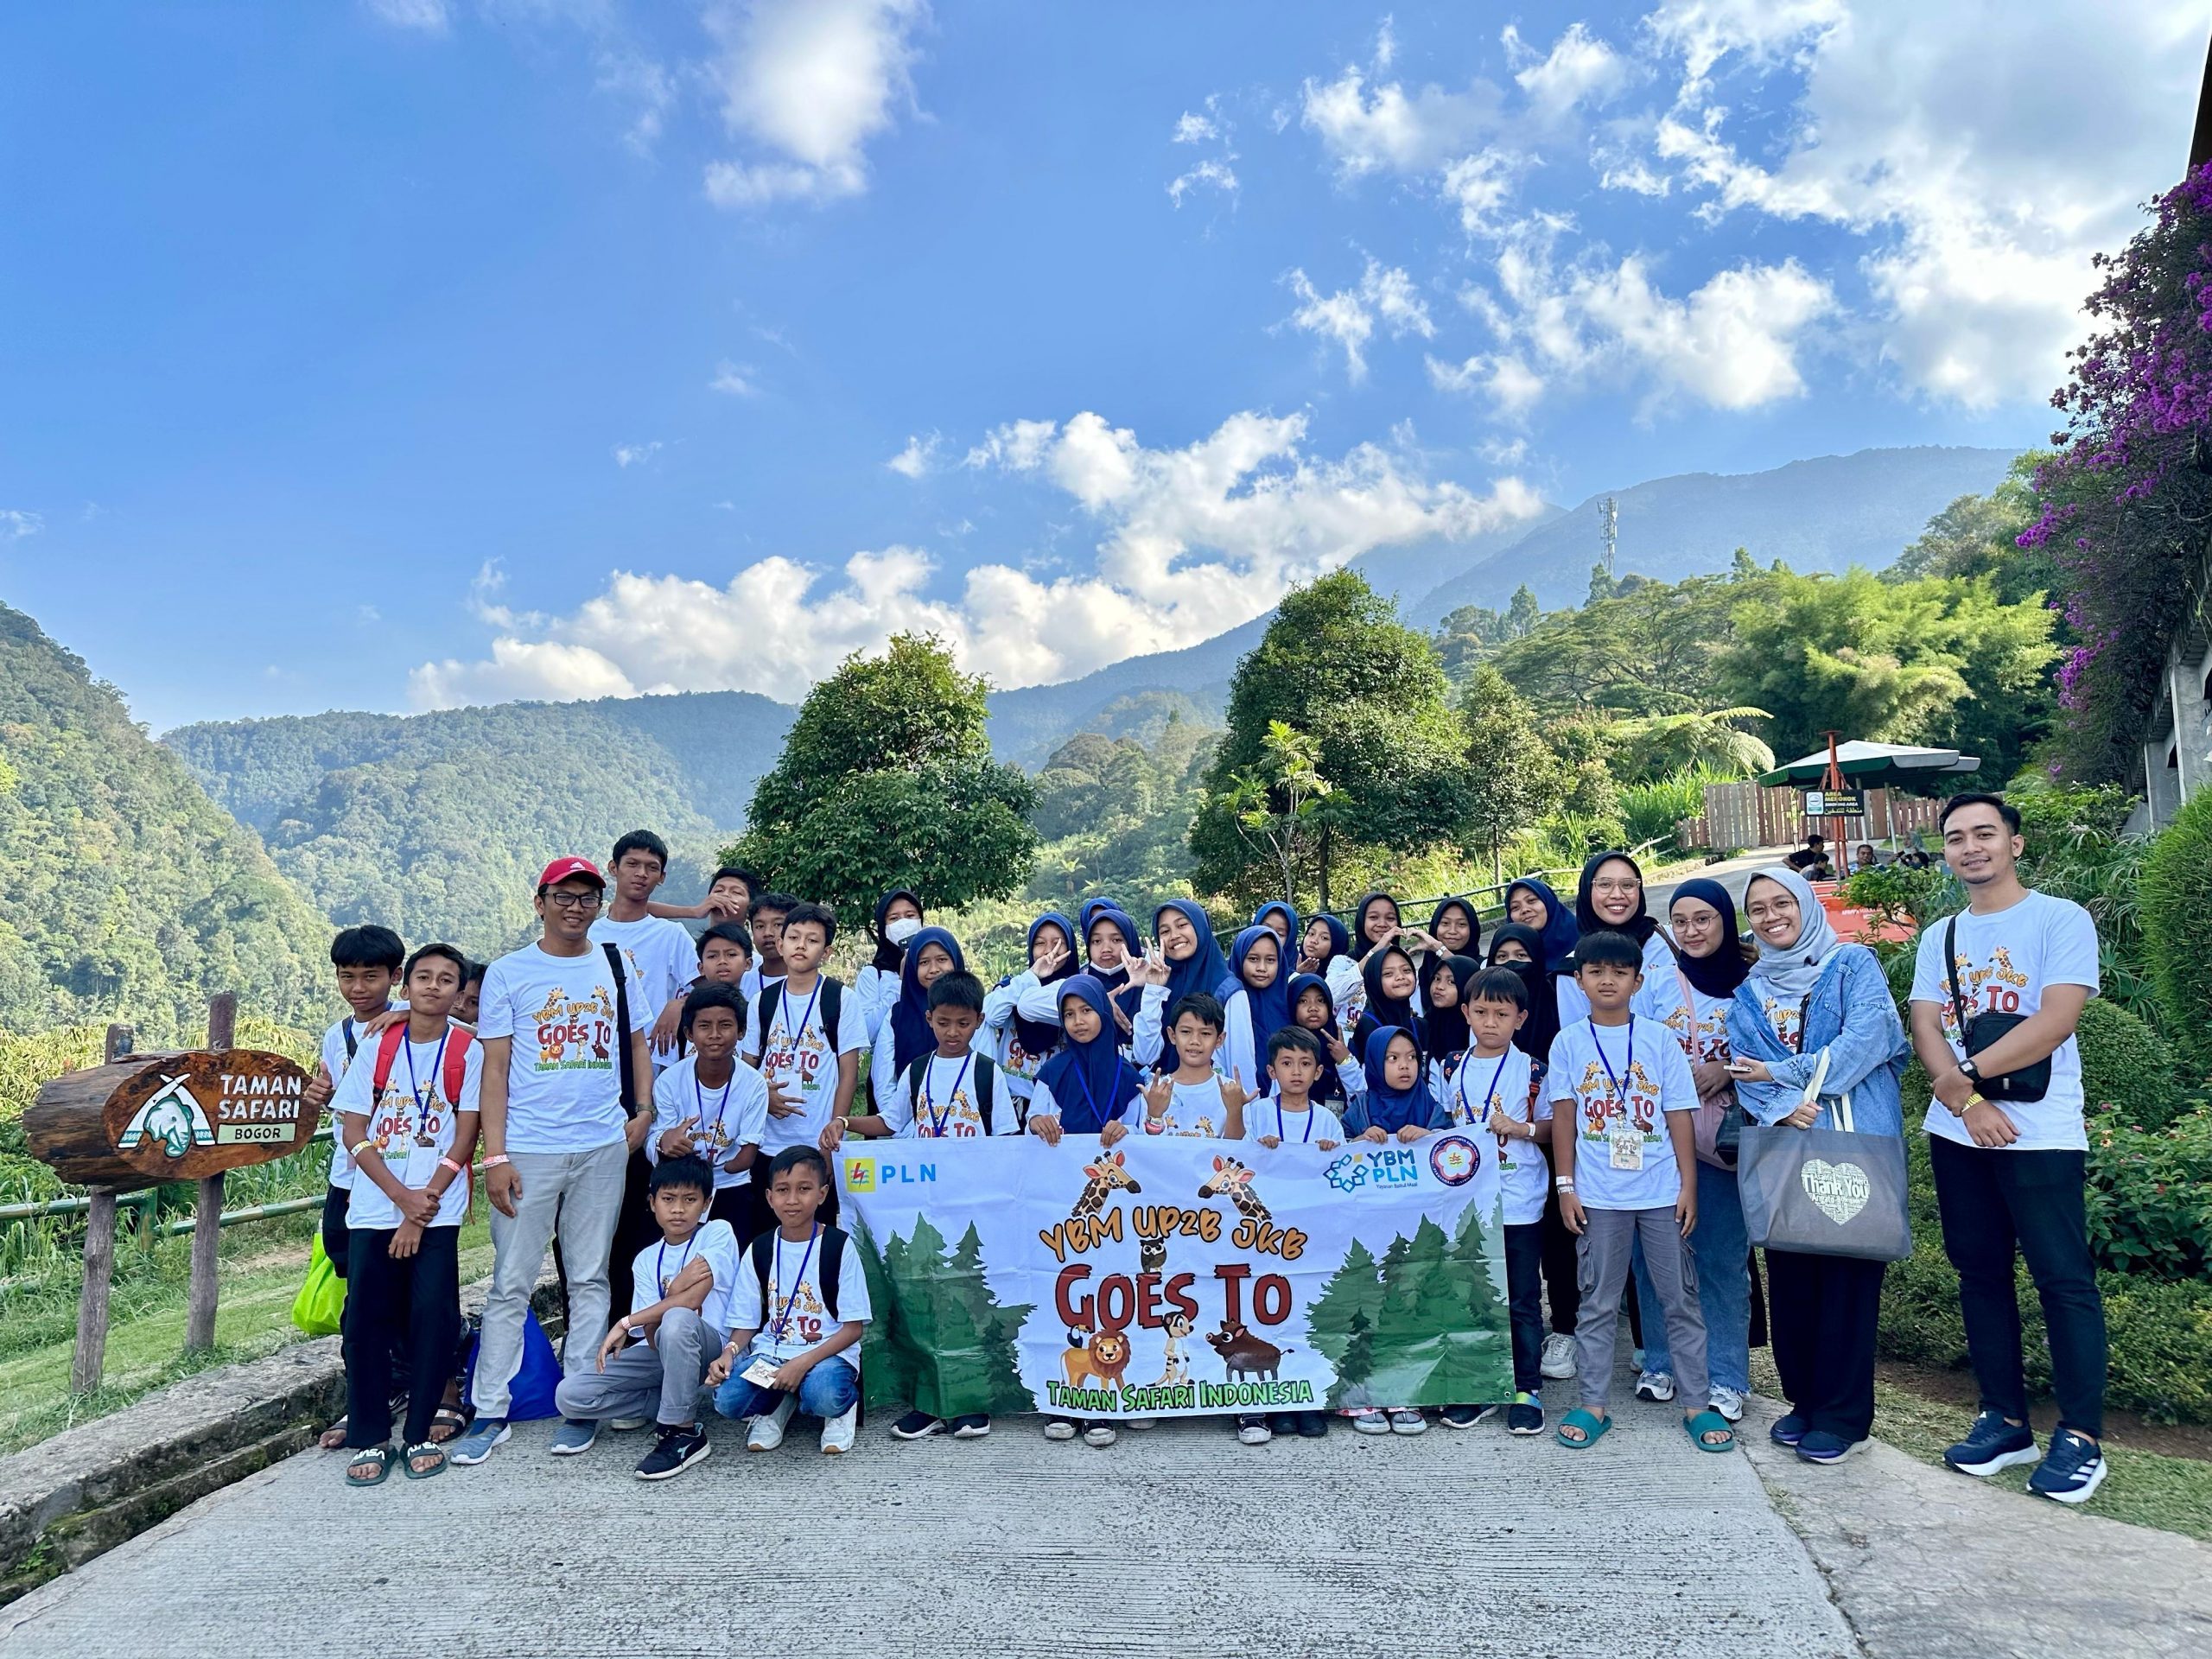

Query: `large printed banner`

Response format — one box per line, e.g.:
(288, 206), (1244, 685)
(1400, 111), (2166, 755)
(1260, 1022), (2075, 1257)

(839, 1133), (1512, 1420)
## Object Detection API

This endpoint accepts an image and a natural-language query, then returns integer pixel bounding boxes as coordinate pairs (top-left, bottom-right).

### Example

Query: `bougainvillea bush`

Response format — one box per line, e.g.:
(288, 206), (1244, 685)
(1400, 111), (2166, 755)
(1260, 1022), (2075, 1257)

(2028, 162), (2212, 782)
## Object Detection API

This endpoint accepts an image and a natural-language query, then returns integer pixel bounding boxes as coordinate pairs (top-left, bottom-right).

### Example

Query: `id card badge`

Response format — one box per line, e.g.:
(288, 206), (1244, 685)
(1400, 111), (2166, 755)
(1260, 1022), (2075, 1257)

(741, 1354), (783, 1389)
(1608, 1125), (1645, 1171)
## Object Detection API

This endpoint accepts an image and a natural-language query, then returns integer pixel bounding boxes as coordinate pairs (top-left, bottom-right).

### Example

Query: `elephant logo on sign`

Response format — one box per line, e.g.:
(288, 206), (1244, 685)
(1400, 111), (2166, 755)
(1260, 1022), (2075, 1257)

(117, 1075), (215, 1160)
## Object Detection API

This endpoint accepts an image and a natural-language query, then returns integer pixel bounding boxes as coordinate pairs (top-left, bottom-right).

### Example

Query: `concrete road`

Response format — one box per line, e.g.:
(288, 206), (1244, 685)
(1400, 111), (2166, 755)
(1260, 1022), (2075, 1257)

(3, 1397), (1859, 1659)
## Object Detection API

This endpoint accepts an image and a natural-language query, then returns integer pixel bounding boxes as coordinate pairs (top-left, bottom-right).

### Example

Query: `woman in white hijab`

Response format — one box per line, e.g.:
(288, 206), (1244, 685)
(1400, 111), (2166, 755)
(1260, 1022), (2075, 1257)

(1724, 867), (1908, 1468)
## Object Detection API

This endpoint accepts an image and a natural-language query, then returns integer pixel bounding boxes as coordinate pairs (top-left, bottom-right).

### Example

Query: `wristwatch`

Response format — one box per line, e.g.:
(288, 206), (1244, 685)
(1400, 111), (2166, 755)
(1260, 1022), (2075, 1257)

(1958, 1057), (1982, 1083)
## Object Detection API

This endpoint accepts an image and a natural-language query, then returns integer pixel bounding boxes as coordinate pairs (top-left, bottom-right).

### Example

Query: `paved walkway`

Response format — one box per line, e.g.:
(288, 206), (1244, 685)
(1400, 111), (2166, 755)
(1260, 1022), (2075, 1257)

(3, 1399), (1857, 1659)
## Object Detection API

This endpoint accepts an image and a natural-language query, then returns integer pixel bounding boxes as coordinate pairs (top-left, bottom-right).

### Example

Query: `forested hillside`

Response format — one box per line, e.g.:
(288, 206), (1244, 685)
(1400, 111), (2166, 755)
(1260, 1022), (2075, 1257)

(0, 604), (327, 1037)
(167, 691), (793, 956)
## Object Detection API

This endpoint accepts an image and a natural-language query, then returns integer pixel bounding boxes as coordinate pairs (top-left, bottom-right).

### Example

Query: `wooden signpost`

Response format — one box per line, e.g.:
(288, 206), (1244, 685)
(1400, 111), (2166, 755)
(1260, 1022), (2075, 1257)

(23, 994), (318, 1391)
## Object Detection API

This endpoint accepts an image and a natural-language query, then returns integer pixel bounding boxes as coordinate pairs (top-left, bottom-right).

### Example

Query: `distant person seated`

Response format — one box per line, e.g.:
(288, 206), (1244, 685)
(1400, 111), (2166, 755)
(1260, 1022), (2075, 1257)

(1897, 846), (1933, 870)
(1785, 834), (1835, 881)
(1852, 843), (1880, 874)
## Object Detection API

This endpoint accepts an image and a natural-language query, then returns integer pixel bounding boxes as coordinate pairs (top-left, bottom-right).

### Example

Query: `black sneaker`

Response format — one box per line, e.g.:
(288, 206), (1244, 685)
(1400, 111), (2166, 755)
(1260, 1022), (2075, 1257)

(1942, 1409), (2039, 1478)
(1268, 1413), (1301, 1437)
(950, 1414), (991, 1439)
(1294, 1410), (1329, 1438)
(1507, 1392), (1544, 1436)
(1235, 1414), (1272, 1446)
(634, 1424), (710, 1481)
(1438, 1404), (1483, 1429)
(891, 1409), (945, 1441)
(2027, 1429), (2107, 1505)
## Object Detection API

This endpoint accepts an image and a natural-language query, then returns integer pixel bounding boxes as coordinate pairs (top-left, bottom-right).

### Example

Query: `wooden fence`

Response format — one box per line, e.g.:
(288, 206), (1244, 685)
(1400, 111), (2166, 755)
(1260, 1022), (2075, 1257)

(1678, 784), (1946, 853)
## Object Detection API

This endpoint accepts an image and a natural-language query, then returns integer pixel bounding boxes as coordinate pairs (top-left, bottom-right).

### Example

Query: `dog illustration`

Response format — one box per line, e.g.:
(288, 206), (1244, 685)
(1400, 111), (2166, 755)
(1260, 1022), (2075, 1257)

(1206, 1319), (1286, 1382)
(1061, 1326), (1133, 1391)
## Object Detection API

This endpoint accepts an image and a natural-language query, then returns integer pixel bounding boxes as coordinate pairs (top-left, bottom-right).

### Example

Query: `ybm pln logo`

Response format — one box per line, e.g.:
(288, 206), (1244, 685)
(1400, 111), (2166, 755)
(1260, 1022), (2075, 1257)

(844, 1158), (937, 1194)
(1323, 1147), (1423, 1194)
(117, 1075), (216, 1160)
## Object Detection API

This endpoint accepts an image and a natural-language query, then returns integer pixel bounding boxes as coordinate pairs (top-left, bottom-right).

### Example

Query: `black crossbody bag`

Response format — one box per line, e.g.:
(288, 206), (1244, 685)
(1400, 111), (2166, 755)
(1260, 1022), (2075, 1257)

(1942, 917), (2051, 1103)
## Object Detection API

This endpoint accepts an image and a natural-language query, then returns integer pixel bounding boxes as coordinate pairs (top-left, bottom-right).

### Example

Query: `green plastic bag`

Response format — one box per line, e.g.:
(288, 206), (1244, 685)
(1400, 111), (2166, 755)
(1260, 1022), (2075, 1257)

(291, 1234), (346, 1337)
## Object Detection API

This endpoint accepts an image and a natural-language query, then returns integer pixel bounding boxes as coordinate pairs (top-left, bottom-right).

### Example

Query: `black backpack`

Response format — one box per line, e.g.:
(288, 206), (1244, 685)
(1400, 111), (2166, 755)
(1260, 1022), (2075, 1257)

(601, 940), (639, 1114)
(749, 1225), (846, 1321)
(754, 976), (844, 1052)
(901, 1052), (997, 1135)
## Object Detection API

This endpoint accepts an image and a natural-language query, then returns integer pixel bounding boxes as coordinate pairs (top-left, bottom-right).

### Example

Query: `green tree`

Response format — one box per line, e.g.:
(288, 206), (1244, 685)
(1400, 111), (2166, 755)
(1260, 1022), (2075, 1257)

(1507, 582), (1541, 639)
(1217, 721), (1332, 908)
(1459, 667), (1563, 881)
(1602, 705), (1776, 782)
(860, 1214), (1037, 1418)
(1886, 453), (2061, 609)
(1492, 572), (1763, 719)
(1190, 573), (1468, 912)
(1363, 1212), (1514, 1405)
(733, 634), (1038, 924)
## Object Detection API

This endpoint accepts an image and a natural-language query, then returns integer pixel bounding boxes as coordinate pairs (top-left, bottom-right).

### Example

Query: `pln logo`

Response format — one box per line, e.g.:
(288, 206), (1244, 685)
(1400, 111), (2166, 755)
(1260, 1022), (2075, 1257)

(845, 1158), (877, 1193)
(845, 1158), (936, 1194)
(117, 1075), (216, 1160)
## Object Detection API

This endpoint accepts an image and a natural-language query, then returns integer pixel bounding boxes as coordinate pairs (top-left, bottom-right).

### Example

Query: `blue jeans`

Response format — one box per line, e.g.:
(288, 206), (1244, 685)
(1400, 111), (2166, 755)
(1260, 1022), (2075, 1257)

(714, 1349), (860, 1421)
(1634, 1161), (1751, 1393)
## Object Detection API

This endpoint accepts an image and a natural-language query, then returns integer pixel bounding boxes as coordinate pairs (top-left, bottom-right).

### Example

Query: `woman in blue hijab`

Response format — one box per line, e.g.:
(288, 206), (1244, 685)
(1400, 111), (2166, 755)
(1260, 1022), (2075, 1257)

(1151, 899), (1230, 1009)
(984, 912), (1082, 1103)
(1504, 877), (1580, 974)
(1347, 1025), (1448, 1139)
(1027, 976), (1142, 1139)
(1252, 900), (1300, 953)
(1084, 903), (1147, 1027)
(887, 925), (963, 1079)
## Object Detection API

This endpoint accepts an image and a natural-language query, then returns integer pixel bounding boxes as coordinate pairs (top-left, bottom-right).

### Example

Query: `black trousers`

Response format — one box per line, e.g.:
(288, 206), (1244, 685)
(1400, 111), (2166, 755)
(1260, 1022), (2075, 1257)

(1538, 1145), (1580, 1336)
(1503, 1222), (1545, 1395)
(346, 1225), (461, 1449)
(321, 1182), (353, 1280)
(1930, 1136), (2107, 1437)
(1766, 1248), (1885, 1441)
(709, 1183), (752, 1242)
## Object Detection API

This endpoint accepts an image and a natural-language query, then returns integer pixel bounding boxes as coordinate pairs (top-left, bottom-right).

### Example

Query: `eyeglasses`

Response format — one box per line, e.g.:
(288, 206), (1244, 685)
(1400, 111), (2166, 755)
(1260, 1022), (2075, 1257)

(543, 890), (603, 911)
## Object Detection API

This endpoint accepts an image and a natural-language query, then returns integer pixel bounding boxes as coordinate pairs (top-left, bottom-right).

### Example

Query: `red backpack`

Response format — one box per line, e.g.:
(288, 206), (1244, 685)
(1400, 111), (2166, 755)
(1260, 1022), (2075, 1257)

(369, 1021), (475, 1110)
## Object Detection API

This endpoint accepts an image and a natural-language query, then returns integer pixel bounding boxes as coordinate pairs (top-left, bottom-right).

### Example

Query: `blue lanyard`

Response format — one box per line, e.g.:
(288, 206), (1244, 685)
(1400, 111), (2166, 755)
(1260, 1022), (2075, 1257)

(656, 1232), (698, 1299)
(1068, 1056), (1126, 1132)
(768, 1224), (821, 1344)
(695, 1066), (735, 1144)
(1469, 1049), (1513, 1130)
(780, 982), (823, 1054)
(1274, 1096), (1315, 1143)
(1591, 1023), (1636, 1122)
(399, 1029), (451, 1140)
(921, 1053), (973, 1138)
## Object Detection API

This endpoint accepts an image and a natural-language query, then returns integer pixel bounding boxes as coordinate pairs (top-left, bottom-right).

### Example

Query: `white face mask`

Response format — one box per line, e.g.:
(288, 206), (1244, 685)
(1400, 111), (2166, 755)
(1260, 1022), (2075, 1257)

(885, 915), (922, 946)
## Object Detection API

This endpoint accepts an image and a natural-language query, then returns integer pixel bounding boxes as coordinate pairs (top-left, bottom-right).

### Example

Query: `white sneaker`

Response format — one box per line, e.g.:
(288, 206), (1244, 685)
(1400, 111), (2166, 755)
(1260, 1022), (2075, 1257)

(1126, 1416), (1158, 1430)
(1635, 1370), (1676, 1404)
(820, 1406), (857, 1455)
(1349, 1408), (1391, 1435)
(1043, 1418), (1078, 1442)
(1082, 1422), (1117, 1448)
(1236, 1416), (1272, 1446)
(1708, 1386), (1745, 1424)
(747, 1395), (797, 1452)
(607, 1415), (651, 1433)
(1540, 1332), (1577, 1380)
(1389, 1408), (1427, 1436)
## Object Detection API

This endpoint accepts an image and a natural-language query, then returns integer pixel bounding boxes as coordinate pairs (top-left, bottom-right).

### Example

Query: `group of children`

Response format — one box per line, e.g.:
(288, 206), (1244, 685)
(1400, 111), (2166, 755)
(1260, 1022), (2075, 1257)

(309, 835), (1743, 1491)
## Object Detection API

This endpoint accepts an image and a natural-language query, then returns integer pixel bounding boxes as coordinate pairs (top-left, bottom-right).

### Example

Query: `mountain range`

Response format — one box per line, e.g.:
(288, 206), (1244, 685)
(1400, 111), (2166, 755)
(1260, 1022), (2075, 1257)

(157, 443), (2016, 947)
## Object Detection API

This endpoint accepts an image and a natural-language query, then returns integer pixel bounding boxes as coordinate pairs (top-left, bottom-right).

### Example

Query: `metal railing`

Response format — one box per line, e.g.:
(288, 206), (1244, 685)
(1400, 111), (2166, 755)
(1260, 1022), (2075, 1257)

(0, 1122), (338, 1230)
(1307, 836), (1680, 928)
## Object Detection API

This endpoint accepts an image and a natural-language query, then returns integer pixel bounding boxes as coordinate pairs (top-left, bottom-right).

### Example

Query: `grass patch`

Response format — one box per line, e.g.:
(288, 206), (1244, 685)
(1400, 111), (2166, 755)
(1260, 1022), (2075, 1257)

(1749, 1350), (2212, 1542)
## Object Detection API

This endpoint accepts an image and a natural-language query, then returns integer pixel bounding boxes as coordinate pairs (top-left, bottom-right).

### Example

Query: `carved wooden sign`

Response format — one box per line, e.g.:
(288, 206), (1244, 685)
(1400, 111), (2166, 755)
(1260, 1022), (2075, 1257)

(24, 1050), (320, 1191)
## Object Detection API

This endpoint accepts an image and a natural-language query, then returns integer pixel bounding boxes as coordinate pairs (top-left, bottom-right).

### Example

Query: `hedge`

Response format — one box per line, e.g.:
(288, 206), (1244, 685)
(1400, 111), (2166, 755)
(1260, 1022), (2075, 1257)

(2139, 785), (2212, 1080)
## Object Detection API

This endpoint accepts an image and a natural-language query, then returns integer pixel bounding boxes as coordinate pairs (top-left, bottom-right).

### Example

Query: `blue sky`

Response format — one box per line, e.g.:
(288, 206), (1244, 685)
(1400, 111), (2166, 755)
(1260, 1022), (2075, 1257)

(0, 1), (2202, 731)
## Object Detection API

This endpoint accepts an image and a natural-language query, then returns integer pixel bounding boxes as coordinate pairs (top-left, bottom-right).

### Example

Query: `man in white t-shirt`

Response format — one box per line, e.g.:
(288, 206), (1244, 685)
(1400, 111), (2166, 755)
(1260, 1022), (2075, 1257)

(1910, 791), (2107, 1505)
(449, 856), (653, 1468)
(589, 830), (701, 1066)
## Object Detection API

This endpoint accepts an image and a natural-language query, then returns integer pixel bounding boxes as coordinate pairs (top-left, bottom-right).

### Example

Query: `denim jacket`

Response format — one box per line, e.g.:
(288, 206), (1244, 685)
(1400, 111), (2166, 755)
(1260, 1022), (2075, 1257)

(1724, 944), (1908, 1137)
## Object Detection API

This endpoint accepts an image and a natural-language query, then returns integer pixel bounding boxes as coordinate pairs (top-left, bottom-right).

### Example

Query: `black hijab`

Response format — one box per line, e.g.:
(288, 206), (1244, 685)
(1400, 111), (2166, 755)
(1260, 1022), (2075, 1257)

(1422, 953), (1484, 1065)
(1575, 851), (1657, 946)
(1352, 943), (1423, 1054)
(1422, 897), (1482, 1001)
(1668, 877), (1752, 999)
(1351, 891), (1402, 962)
(1488, 923), (1560, 1063)
(869, 888), (923, 974)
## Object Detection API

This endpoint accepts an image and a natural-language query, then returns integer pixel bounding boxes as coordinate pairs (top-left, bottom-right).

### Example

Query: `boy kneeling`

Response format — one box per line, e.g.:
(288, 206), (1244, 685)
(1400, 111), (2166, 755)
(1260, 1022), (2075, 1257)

(707, 1146), (871, 1454)
(556, 1154), (739, 1480)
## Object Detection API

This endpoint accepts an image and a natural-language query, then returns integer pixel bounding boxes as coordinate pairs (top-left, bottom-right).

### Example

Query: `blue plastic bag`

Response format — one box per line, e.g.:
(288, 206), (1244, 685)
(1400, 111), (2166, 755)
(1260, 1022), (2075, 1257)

(460, 1307), (564, 1421)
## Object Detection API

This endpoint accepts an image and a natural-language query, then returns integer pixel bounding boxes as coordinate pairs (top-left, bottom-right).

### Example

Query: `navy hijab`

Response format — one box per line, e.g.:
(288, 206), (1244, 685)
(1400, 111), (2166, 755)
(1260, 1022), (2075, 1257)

(889, 926), (963, 1077)
(1575, 851), (1657, 946)
(1300, 912), (1351, 972)
(1286, 972), (1348, 1103)
(1015, 912), (1080, 1059)
(869, 887), (923, 974)
(1154, 899), (1230, 1010)
(1351, 891), (1402, 962)
(1669, 877), (1752, 999)
(1360, 1025), (1439, 1135)
(1224, 925), (1294, 1067)
(1252, 900), (1300, 950)
(1084, 904), (1146, 1020)
(1488, 923), (1560, 1062)
(1034, 976), (1141, 1134)
(1505, 877), (1580, 973)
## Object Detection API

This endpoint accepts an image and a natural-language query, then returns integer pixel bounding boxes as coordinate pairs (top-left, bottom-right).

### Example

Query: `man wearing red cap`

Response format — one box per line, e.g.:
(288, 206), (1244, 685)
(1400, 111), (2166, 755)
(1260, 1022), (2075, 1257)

(450, 856), (653, 1466)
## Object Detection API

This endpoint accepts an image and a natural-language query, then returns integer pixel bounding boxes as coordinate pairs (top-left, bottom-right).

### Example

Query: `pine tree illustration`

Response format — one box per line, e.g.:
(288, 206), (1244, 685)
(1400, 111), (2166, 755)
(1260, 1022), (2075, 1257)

(853, 1219), (916, 1412)
(1330, 1310), (1376, 1409)
(1364, 1212), (1514, 1405)
(1306, 1237), (1384, 1368)
(865, 1213), (1036, 1419)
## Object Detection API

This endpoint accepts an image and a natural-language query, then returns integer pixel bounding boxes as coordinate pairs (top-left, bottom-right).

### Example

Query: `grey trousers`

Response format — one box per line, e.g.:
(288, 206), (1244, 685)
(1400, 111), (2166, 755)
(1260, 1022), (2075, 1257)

(553, 1305), (721, 1427)
(1575, 1205), (1709, 1409)
(474, 1139), (627, 1419)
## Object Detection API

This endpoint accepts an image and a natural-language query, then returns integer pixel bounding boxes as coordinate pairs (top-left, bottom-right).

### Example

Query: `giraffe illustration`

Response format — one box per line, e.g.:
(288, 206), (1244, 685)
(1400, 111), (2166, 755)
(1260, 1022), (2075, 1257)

(1197, 1155), (1273, 1229)
(1145, 1312), (1194, 1389)
(1069, 1150), (1141, 1224)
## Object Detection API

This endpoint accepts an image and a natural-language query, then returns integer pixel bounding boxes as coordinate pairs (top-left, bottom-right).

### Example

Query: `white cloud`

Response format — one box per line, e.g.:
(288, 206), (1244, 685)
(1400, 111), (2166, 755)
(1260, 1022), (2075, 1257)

(1300, 63), (1499, 179)
(709, 361), (760, 396)
(1644, 0), (1844, 87)
(1427, 351), (1546, 416)
(1505, 22), (1629, 120)
(702, 0), (926, 208)
(887, 433), (940, 478)
(413, 408), (1544, 705)
(1168, 158), (1239, 207)
(613, 440), (664, 467)
(0, 509), (42, 538)
(365, 0), (449, 33)
(1285, 257), (1434, 381)
(595, 50), (675, 156)
(1440, 149), (1520, 236)
(1172, 111), (1218, 144)
(1373, 15), (1397, 71)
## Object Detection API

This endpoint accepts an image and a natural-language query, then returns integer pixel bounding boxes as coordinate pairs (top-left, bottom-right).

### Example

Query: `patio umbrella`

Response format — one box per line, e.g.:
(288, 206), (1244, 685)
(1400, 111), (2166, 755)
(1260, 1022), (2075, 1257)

(1758, 740), (1980, 790)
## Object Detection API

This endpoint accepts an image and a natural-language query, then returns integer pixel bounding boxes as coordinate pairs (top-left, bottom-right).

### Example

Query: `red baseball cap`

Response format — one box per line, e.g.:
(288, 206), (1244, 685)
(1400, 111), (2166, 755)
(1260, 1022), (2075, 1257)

(536, 855), (606, 893)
